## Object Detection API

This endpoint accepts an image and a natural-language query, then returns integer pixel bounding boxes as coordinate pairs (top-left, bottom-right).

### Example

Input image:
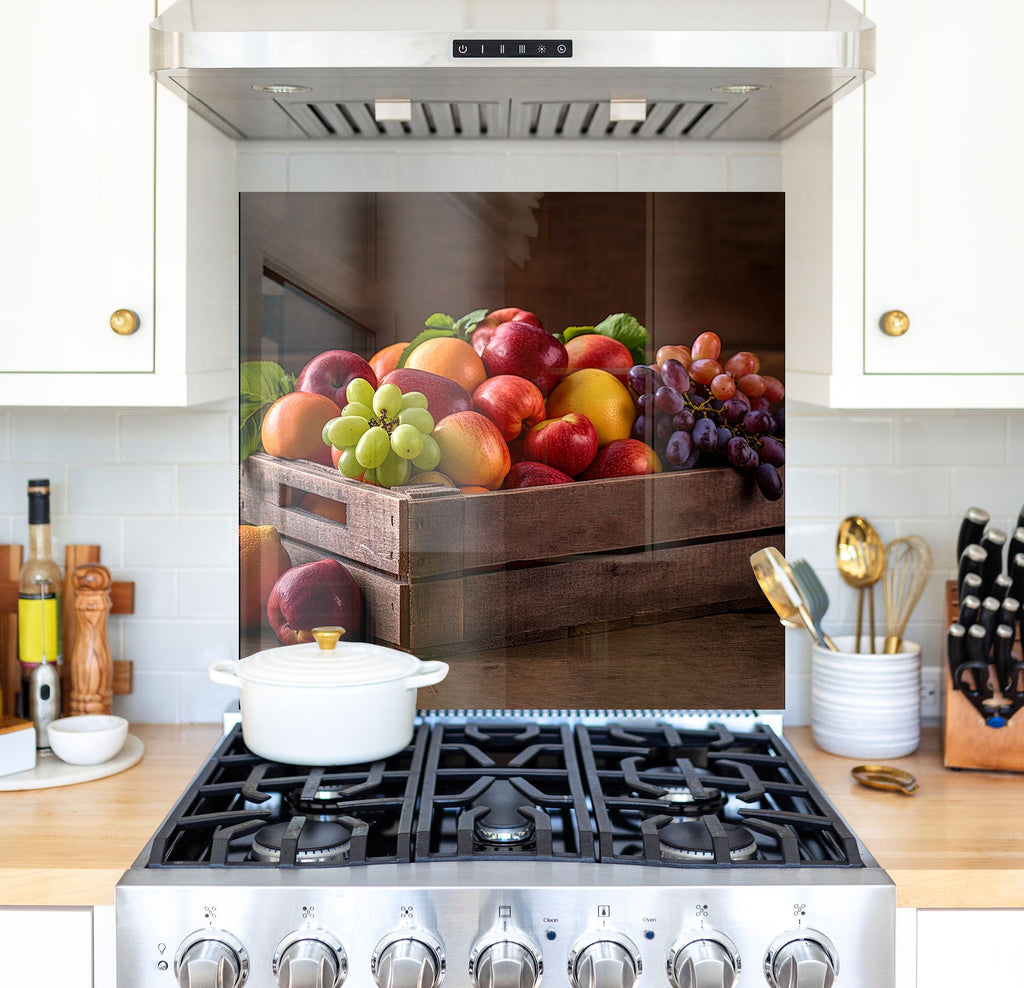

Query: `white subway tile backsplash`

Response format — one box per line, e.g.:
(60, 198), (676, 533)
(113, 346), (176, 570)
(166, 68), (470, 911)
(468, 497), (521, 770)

(397, 152), (508, 191)
(9, 412), (117, 463)
(950, 467), (1024, 522)
(288, 152), (398, 192)
(618, 153), (728, 191)
(728, 153), (783, 191)
(113, 671), (181, 724)
(69, 465), (176, 515)
(181, 465), (239, 515)
(123, 517), (236, 568)
(0, 464), (67, 514)
(786, 414), (893, 467)
(898, 413), (1006, 466)
(236, 152), (288, 191)
(778, 468), (840, 518)
(116, 568), (179, 619)
(120, 412), (231, 463)
(179, 671), (240, 723)
(843, 468), (951, 518)
(507, 152), (617, 191)
(178, 569), (239, 620)
(122, 618), (237, 671)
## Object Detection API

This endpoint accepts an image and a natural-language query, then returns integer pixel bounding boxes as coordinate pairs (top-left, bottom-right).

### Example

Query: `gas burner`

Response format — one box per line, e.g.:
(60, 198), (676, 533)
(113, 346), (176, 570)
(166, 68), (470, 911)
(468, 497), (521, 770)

(655, 785), (727, 818)
(471, 780), (536, 845)
(251, 820), (352, 864)
(285, 785), (354, 820)
(657, 821), (757, 863)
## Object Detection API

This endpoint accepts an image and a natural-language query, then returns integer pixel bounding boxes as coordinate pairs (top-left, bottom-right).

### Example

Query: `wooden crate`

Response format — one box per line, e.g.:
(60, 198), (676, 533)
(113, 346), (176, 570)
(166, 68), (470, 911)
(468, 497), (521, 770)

(943, 580), (1024, 772)
(241, 453), (784, 655)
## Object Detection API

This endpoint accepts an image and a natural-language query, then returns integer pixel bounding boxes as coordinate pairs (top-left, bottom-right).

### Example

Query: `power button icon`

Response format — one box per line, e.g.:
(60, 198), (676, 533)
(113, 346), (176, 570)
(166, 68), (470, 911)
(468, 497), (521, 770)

(458, 44), (468, 54)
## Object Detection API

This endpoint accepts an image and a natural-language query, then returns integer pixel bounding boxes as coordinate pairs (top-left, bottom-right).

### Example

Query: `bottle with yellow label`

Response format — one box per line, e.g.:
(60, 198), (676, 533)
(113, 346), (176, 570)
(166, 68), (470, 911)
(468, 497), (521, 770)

(18, 479), (62, 717)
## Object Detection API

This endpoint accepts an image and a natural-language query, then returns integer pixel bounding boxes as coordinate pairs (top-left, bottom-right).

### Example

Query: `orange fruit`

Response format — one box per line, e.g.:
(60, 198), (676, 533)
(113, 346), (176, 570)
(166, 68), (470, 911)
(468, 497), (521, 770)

(261, 391), (341, 465)
(459, 486), (491, 494)
(433, 410), (512, 490)
(369, 341), (409, 381)
(545, 368), (636, 446)
(403, 337), (487, 394)
(239, 525), (291, 630)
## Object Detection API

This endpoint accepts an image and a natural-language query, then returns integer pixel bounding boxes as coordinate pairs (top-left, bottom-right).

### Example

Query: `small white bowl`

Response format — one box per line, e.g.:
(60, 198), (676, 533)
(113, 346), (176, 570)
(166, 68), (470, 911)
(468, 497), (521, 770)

(47, 715), (128, 765)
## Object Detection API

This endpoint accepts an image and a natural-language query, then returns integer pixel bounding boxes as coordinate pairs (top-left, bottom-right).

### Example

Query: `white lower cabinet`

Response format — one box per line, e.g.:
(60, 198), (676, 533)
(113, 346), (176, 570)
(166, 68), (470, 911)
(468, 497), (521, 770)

(0, 906), (94, 987)
(916, 910), (1023, 986)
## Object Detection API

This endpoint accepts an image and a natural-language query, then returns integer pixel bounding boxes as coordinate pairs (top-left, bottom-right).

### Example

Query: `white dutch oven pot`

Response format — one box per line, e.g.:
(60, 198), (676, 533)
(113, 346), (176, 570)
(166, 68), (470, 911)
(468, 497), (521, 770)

(209, 627), (448, 765)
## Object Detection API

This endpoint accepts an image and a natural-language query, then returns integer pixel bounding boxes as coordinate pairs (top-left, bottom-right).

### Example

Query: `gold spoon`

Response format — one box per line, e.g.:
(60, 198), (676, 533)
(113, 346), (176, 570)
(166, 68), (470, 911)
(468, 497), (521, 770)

(750, 547), (838, 650)
(836, 516), (886, 653)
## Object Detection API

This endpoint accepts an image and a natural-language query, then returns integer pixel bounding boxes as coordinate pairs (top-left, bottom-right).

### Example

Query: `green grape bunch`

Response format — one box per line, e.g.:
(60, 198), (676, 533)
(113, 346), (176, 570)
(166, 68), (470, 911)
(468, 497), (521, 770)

(322, 378), (441, 488)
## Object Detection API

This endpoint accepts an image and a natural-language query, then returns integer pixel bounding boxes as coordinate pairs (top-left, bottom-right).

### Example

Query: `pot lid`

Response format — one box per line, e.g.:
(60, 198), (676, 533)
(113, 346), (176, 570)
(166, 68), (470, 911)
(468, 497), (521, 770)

(239, 627), (425, 687)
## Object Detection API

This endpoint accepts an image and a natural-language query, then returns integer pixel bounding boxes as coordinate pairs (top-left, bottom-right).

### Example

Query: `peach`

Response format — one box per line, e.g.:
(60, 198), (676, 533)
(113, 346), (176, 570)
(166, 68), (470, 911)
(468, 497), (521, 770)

(433, 410), (512, 490)
(563, 334), (633, 383)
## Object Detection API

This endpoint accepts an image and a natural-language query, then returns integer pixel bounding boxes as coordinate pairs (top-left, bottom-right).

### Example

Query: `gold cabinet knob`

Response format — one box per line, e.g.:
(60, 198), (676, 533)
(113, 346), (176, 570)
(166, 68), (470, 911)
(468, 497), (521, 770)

(880, 310), (910, 337)
(109, 309), (140, 336)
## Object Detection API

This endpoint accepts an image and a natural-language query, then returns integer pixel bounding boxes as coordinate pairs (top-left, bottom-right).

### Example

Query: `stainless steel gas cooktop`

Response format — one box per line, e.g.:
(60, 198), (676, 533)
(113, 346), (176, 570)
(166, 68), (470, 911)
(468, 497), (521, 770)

(116, 711), (895, 988)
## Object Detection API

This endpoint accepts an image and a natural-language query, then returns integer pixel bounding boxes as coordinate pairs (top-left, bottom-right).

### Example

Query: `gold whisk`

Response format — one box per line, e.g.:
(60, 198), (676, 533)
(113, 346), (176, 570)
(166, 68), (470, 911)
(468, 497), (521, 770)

(882, 535), (933, 654)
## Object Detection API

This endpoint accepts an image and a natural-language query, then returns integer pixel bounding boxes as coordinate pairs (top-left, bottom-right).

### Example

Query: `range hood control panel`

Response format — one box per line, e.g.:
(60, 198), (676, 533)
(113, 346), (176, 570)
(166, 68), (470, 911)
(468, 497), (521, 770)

(452, 40), (573, 58)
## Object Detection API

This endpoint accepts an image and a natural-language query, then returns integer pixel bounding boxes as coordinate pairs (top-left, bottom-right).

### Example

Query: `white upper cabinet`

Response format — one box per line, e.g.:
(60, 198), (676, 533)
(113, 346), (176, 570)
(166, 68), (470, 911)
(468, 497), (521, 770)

(784, 0), (1024, 408)
(0, 0), (237, 407)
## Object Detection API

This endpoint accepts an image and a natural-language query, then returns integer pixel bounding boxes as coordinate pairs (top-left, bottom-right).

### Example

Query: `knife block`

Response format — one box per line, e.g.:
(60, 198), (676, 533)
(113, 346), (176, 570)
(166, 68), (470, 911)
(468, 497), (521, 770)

(943, 581), (1024, 772)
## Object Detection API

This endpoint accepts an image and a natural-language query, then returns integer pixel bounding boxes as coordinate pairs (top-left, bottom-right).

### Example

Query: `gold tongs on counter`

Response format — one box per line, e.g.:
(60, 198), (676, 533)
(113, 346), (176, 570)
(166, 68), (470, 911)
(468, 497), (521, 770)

(851, 764), (920, 796)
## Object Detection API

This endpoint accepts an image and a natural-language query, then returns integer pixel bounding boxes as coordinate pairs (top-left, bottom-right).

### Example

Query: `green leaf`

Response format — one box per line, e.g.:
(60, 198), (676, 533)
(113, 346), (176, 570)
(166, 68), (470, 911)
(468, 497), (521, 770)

(239, 360), (294, 401)
(592, 313), (649, 364)
(424, 312), (456, 331)
(562, 326), (595, 343)
(453, 308), (489, 335)
(396, 328), (458, 367)
(238, 360), (294, 461)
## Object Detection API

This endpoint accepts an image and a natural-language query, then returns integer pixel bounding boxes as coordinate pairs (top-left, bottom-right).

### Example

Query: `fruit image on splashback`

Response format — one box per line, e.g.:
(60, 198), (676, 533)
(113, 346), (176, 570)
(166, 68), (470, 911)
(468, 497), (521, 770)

(237, 192), (786, 713)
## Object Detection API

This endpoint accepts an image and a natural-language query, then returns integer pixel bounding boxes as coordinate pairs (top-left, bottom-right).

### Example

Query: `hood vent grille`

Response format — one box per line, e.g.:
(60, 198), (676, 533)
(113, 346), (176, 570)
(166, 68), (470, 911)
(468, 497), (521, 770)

(281, 99), (736, 140)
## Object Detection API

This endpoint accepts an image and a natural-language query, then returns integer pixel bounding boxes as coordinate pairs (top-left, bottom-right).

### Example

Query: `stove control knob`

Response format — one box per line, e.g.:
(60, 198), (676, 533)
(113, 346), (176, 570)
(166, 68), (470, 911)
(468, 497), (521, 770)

(668, 932), (740, 988)
(174, 930), (249, 988)
(764, 931), (838, 988)
(372, 931), (445, 988)
(273, 931), (347, 988)
(470, 934), (543, 988)
(568, 934), (641, 988)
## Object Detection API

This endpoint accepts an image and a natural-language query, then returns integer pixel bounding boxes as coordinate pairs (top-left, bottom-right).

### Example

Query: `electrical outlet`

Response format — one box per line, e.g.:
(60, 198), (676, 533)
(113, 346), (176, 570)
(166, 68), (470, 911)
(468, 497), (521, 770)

(920, 667), (942, 720)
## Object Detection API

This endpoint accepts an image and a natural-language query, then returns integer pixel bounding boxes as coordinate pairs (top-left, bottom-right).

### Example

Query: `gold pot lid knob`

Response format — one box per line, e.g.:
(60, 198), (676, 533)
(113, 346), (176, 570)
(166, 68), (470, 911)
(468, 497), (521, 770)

(880, 310), (910, 337)
(311, 626), (345, 650)
(109, 308), (140, 336)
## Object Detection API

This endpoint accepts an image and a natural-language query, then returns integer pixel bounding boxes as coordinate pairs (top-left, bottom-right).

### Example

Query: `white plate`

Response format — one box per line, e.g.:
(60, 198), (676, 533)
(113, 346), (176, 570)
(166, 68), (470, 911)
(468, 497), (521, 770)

(0, 733), (143, 791)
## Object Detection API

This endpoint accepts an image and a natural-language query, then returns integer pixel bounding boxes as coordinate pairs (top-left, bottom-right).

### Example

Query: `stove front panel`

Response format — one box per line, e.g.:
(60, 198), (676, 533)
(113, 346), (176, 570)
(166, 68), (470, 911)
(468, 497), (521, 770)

(117, 864), (895, 988)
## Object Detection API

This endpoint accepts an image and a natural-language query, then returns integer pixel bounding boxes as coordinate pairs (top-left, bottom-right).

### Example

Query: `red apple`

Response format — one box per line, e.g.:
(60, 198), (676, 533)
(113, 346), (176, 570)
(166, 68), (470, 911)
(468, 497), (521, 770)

(579, 438), (662, 480)
(468, 325), (496, 358)
(478, 307), (543, 329)
(267, 559), (363, 646)
(295, 350), (377, 407)
(564, 334), (634, 383)
(523, 413), (600, 478)
(381, 367), (473, 421)
(481, 321), (568, 396)
(472, 375), (547, 442)
(503, 461), (575, 489)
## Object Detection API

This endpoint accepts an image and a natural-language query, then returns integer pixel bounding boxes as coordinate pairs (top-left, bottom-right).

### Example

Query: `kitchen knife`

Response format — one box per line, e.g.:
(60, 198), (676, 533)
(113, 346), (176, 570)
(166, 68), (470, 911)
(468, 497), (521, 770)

(958, 544), (988, 599)
(946, 623), (966, 690)
(1018, 504), (1024, 533)
(997, 595), (1020, 632)
(979, 528), (1007, 588)
(1009, 527), (1024, 569)
(960, 572), (983, 603)
(958, 624), (993, 698)
(994, 623), (1016, 695)
(957, 506), (990, 562)
(990, 573), (1014, 603)
(977, 596), (1002, 652)
(957, 593), (982, 629)
(1011, 553), (1024, 605)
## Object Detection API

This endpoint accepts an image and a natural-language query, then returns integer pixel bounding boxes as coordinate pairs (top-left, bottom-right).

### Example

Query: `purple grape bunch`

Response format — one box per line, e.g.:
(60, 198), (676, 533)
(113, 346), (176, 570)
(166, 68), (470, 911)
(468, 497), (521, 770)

(626, 358), (785, 502)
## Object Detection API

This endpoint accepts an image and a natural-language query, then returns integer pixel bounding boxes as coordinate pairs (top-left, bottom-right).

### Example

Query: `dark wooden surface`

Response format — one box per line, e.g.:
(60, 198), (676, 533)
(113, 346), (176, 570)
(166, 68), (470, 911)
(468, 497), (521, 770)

(241, 607), (785, 712)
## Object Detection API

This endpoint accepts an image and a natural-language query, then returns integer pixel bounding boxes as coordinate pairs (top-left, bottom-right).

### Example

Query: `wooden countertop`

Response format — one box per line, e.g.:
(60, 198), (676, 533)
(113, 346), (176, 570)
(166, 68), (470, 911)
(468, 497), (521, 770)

(1, 725), (1020, 909)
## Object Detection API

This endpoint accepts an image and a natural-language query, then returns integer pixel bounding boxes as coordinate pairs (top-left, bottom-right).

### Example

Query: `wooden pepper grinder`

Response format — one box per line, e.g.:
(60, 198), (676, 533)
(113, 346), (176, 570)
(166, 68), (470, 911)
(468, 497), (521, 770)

(69, 564), (113, 715)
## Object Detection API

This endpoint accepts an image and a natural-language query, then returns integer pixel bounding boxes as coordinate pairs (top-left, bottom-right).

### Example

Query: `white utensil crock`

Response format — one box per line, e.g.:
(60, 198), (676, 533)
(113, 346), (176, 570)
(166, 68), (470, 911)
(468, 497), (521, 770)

(209, 627), (448, 765)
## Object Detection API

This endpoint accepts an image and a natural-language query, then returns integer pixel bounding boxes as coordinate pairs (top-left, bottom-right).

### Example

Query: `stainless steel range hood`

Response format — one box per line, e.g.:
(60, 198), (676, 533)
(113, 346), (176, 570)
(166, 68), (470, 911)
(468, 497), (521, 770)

(151, 0), (874, 142)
